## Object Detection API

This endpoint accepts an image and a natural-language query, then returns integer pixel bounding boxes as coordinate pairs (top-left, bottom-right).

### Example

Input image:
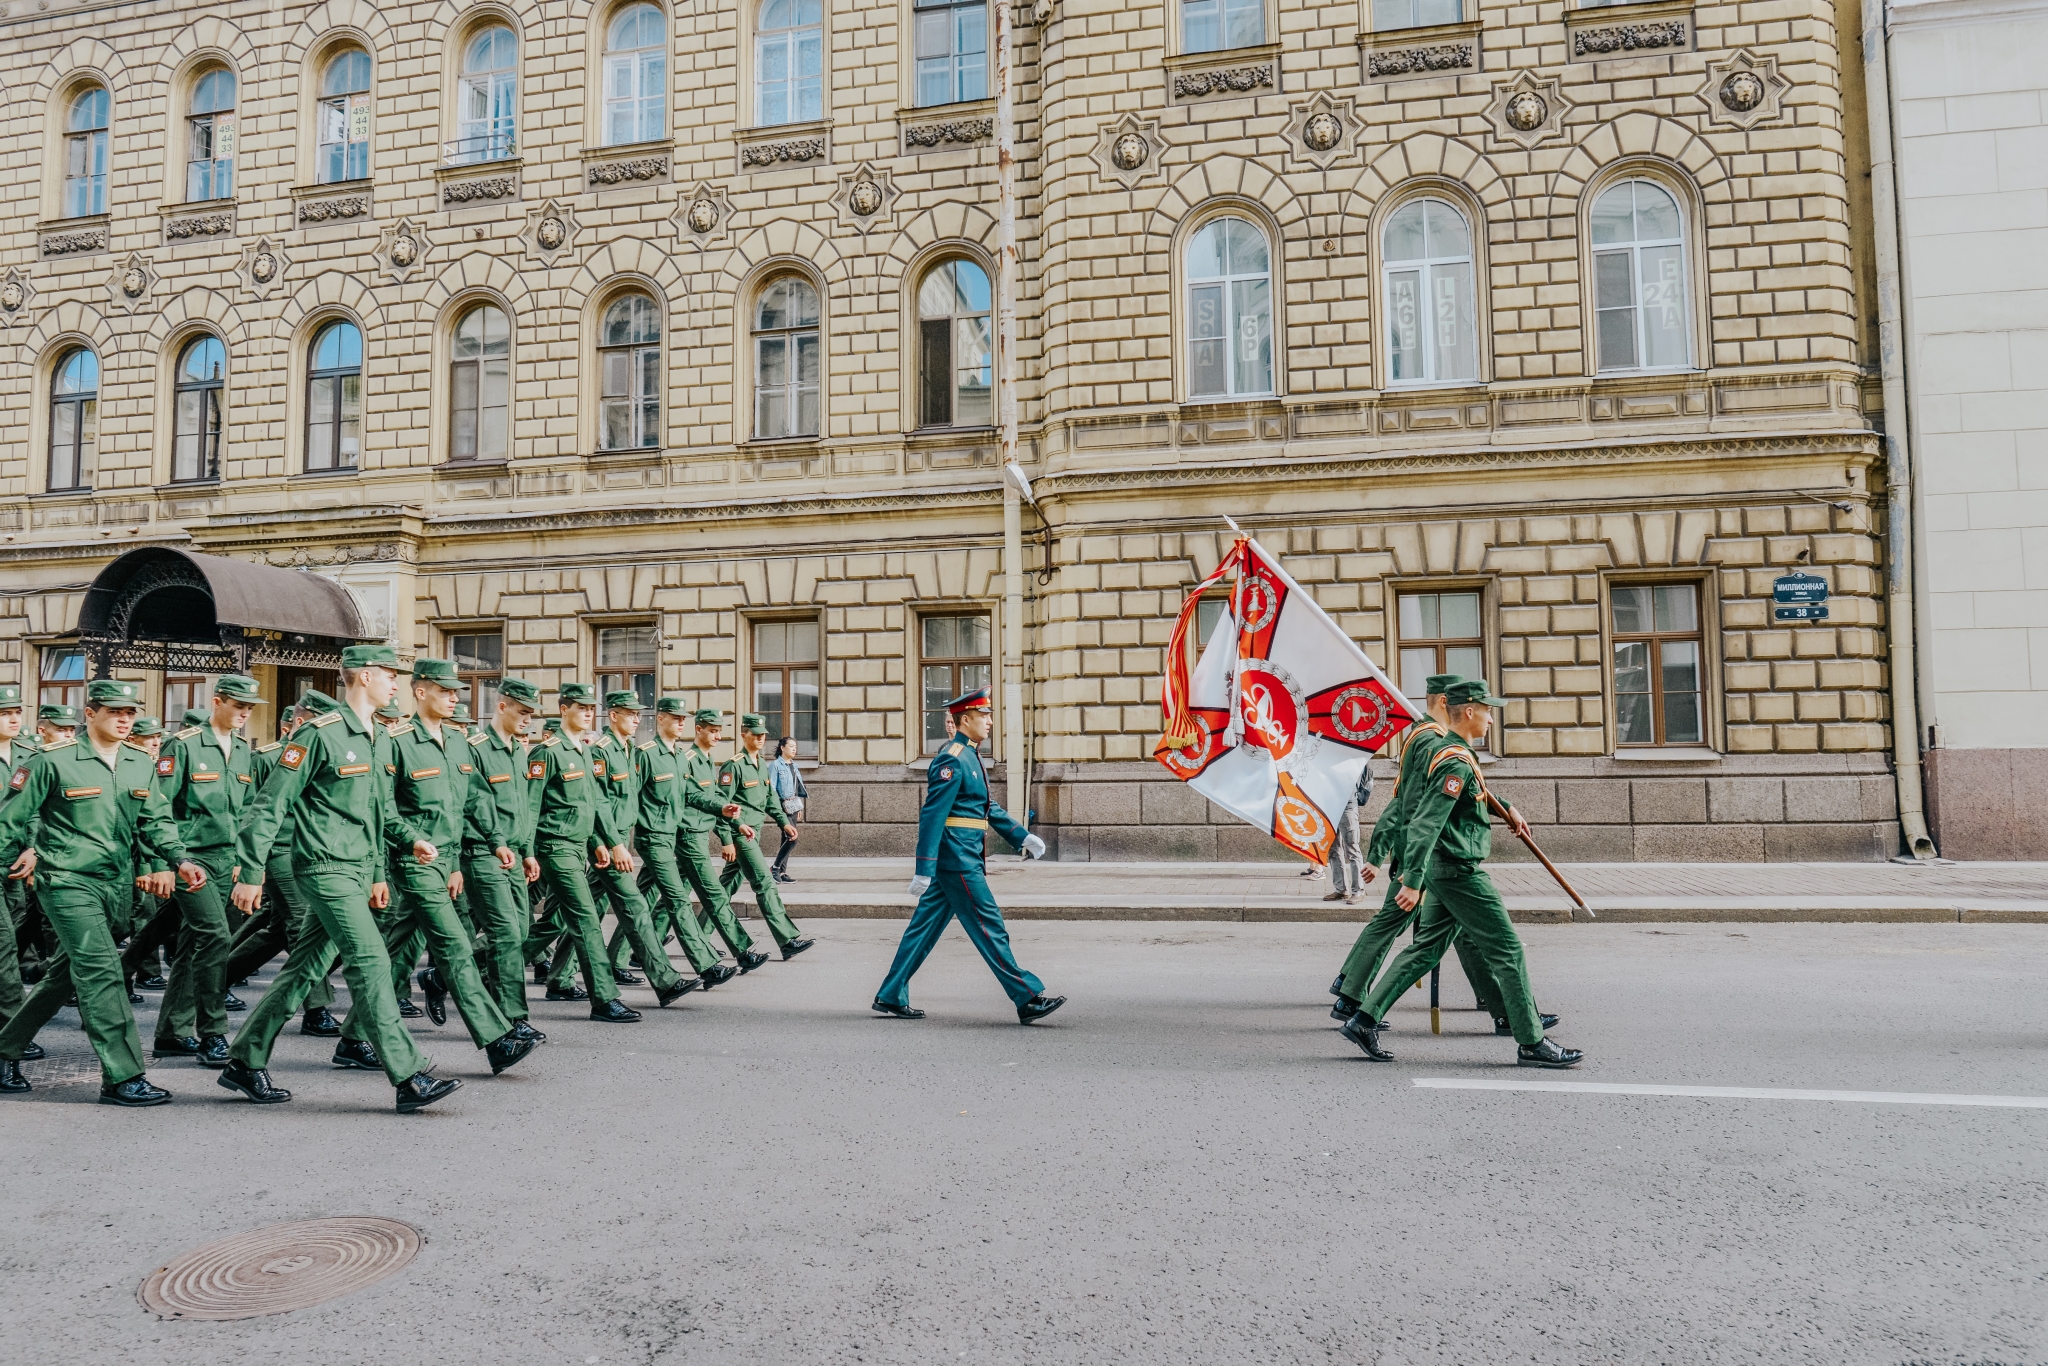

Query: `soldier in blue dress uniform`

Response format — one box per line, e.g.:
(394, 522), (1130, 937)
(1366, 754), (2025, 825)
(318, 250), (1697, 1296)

(872, 687), (1065, 1024)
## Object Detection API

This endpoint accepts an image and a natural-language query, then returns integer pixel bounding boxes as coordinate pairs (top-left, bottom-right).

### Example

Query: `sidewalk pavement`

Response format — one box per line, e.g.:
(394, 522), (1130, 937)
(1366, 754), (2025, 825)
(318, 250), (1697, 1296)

(744, 856), (2048, 923)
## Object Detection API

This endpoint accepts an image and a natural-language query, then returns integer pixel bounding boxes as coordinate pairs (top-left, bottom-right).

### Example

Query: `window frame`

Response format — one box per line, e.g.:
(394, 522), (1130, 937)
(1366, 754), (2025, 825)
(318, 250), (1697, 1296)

(62, 85), (111, 220)
(1390, 584), (1493, 751)
(592, 621), (660, 731)
(1606, 578), (1712, 751)
(1379, 193), (1483, 389)
(314, 47), (373, 186)
(753, 0), (825, 128)
(448, 300), (512, 463)
(38, 646), (87, 715)
(1182, 211), (1278, 403)
(304, 319), (364, 474)
(163, 675), (211, 721)
(1180, 0), (1266, 54)
(1370, 0), (1463, 30)
(748, 616), (823, 759)
(444, 627), (506, 721)
(170, 333), (226, 484)
(452, 23), (519, 165)
(918, 610), (994, 756)
(47, 345), (99, 494)
(184, 66), (237, 202)
(1585, 172), (1699, 377)
(751, 273), (823, 442)
(911, 0), (989, 108)
(601, 2), (669, 148)
(914, 256), (995, 431)
(595, 290), (662, 453)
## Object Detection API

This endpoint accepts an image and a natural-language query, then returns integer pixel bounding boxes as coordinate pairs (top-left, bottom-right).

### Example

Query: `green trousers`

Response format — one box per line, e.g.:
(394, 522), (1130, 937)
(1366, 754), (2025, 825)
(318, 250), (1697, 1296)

(0, 880), (144, 1083)
(717, 834), (802, 949)
(590, 861), (683, 992)
(0, 876), (24, 1030)
(533, 840), (620, 1004)
(461, 852), (532, 1023)
(677, 829), (753, 956)
(1363, 863), (1544, 1045)
(343, 860), (509, 1050)
(157, 851), (235, 1044)
(228, 858), (428, 1085)
(1338, 875), (1501, 1016)
(223, 865), (336, 1010)
(634, 835), (724, 974)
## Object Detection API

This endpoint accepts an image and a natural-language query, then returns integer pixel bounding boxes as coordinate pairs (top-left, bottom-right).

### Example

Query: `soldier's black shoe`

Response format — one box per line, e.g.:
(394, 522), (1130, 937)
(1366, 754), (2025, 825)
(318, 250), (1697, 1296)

(129, 990), (145, 1004)
(1330, 974), (1347, 998)
(780, 938), (814, 960)
(509, 1020), (547, 1044)
(138, 973), (168, 990)
(532, 959), (551, 982)
(1494, 1013), (1561, 1036)
(1339, 1011), (1394, 1060)
(613, 970), (644, 985)
(332, 1039), (382, 1070)
(1518, 1038), (1583, 1069)
(417, 968), (448, 1026)
(871, 999), (925, 1019)
(197, 1034), (231, 1069)
(484, 1032), (536, 1075)
(19, 1041), (44, 1061)
(0, 1060), (28, 1094)
(701, 964), (737, 988)
(1017, 995), (1066, 1025)
(396, 1072), (461, 1114)
(222, 992), (246, 1013)
(543, 984), (588, 1002)
(590, 998), (642, 1023)
(1330, 994), (1360, 1022)
(152, 1035), (203, 1060)
(300, 1007), (341, 1037)
(737, 950), (770, 974)
(655, 977), (699, 1007)
(101, 1075), (172, 1107)
(396, 996), (424, 1019)
(217, 1061), (290, 1104)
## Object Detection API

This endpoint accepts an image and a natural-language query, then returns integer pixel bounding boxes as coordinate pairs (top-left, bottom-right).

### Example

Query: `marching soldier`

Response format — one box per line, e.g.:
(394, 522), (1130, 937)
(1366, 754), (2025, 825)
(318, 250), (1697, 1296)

(0, 679), (206, 1104)
(461, 677), (547, 1034)
(37, 703), (78, 748)
(717, 715), (812, 960)
(218, 645), (463, 1113)
(677, 710), (768, 974)
(332, 659), (535, 1074)
(1339, 679), (1581, 1068)
(631, 698), (738, 991)
(588, 690), (700, 1006)
(148, 674), (261, 1070)
(872, 687), (1062, 1024)
(0, 684), (35, 1041)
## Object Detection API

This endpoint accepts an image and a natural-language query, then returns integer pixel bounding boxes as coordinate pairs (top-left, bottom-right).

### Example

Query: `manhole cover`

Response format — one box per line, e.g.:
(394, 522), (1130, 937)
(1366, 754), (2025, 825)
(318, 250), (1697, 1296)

(139, 1217), (421, 1320)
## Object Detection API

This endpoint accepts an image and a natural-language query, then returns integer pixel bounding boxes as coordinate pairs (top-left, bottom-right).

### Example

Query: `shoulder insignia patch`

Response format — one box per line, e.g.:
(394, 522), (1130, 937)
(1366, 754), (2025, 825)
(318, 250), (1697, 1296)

(279, 744), (307, 770)
(174, 726), (203, 740)
(388, 721), (415, 737)
(946, 743), (965, 757)
(1442, 776), (1464, 798)
(43, 738), (76, 751)
(593, 758), (606, 775)
(256, 741), (282, 754)
(540, 734), (559, 748)
(939, 767), (953, 780)
(528, 760), (547, 779)
(8, 768), (26, 791)
(156, 757), (175, 776)
(309, 712), (344, 728)
(719, 772), (733, 784)
(638, 741), (655, 752)
(468, 732), (491, 747)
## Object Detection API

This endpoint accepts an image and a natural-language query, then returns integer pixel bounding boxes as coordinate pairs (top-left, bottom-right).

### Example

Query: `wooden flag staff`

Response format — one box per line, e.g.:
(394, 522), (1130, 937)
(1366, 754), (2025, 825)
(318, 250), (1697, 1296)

(1484, 791), (1594, 919)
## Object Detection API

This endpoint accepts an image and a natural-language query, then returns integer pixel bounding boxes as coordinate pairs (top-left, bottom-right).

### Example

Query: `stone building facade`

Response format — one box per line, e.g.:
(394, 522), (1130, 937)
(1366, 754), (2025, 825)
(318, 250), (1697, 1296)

(0, 0), (1909, 860)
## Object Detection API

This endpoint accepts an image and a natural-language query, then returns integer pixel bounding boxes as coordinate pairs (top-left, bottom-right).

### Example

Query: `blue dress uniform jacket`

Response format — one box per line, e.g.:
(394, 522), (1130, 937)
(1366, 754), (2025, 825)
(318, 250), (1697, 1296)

(914, 741), (1030, 876)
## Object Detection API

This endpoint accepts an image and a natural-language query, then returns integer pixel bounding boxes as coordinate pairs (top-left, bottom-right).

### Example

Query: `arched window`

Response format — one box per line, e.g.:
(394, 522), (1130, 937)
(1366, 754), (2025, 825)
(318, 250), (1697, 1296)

(1591, 179), (1690, 372)
(917, 259), (992, 428)
(316, 49), (373, 184)
(1183, 0), (1263, 53)
(913, 0), (986, 107)
(753, 277), (820, 440)
(450, 303), (511, 461)
(48, 347), (98, 492)
(454, 26), (517, 164)
(1186, 216), (1273, 400)
(172, 336), (226, 483)
(63, 87), (110, 218)
(185, 68), (236, 201)
(598, 294), (661, 450)
(306, 321), (363, 472)
(755, 0), (823, 127)
(603, 4), (667, 147)
(1382, 198), (1477, 385)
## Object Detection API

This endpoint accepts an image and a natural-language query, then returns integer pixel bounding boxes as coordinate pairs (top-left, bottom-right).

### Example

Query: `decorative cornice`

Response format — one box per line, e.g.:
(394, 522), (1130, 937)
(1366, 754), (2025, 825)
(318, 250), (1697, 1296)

(588, 156), (667, 185)
(582, 143), (673, 188)
(164, 206), (235, 242)
(296, 193), (371, 225)
(39, 220), (109, 258)
(441, 174), (518, 205)
(1573, 19), (1688, 57)
(740, 136), (827, 167)
(903, 118), (993, 149)
(421, 485), (1005, 539)
(1367, 44), (1472, 76)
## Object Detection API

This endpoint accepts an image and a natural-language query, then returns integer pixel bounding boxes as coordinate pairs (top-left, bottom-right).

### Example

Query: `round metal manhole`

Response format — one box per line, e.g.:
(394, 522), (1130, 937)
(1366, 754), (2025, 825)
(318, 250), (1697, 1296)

(139, 1217), (421, 1321)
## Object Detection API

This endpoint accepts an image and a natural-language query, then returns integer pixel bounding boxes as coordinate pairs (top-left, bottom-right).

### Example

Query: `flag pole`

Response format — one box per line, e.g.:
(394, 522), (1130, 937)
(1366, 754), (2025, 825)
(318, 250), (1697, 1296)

(1429, 964), (1440, 1035)
(1484, 791), (1594, 919)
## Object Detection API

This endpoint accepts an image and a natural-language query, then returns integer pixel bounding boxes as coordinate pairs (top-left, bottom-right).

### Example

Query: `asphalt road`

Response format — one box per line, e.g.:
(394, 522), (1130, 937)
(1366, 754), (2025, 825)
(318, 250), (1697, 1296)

(3, 919), (2045, 1365)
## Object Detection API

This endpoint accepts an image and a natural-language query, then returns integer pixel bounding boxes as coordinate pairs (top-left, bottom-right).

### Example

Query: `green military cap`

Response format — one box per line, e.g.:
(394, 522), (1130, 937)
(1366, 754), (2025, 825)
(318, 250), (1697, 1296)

(558, 682), (596, 706)
(86, 678), (141, 707)
(1425, 674), (1463, 697)
(181, 708), (209, 728)
(541, 716), (563, 734)
(374, 702), (404, 720)
(654, 696), (689, 717)
(132, 715), (164, 738)
(450, 702), (474, 724)
(296, 689), (339, 716)
(693, 708), (723, 727)
(1443, 678), (1505, 707)
(0, 684), (20, 708)
(498, 677), (540, 707)
(340, 643), (404, 671)
(604, 689), (640, 711)
(41, 703), (80, 725)
(739, 713), (768, 734)
(411, 657), (460, 687)
(213, 673), (262, 704)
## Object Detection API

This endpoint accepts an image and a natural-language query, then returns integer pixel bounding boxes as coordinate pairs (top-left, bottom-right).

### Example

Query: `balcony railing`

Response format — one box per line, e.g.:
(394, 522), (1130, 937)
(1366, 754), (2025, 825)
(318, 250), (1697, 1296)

(443, 132), (516, 166)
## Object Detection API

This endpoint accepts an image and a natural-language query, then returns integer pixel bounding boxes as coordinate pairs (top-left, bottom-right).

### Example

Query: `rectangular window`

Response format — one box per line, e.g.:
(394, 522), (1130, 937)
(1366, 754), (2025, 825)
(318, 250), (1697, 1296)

(448, 630), (503, 720)
(1397, 590), (1486, 749)
(595, 624), (658, 728)
(39, 647), (87, 714)
(1182, 0), (1264, 52)
(914, 0), (987, 107)
(751, 619), (821, 758)
(164, 676), (210, 721)
(1611, 584), (1704, 747)
(1372, 0), (1460, 28)
(920, 612), (991, 753)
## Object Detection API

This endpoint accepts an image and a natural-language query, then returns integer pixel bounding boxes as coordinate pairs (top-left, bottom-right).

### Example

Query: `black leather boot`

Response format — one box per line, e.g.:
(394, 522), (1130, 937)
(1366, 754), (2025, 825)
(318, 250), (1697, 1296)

(217, 1061), (291, 1104)
(484, 1032), (536, 1075)
(300, 1006), (342, 1036)
(589, 997), (642, 1023)
(871, 999), (924, 1019)
(0, 1060), (28, 1094)
(780, 938), (814, 960)
(1339, 1011), (1394, 1060)
(99, 1075), (172, 1107)
(1017, 995), (1066, 1025)
(395, 1072), (461, 1113)
(196, 1034), (231, 1069)
(331, 1038), (381, 1070)
(509, 1019), (547, 1044)
(417, 968), (448, 1026)
(655, 977), (699, 1007)
(1517, 1038), (1584, 1069)
(737, 949), (770, 973)
(702, 963), (737, 987)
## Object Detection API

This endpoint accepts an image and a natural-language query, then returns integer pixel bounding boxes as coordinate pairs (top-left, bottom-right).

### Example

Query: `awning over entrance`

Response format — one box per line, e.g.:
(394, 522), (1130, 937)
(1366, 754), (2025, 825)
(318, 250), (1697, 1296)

(76, 547), (368, 676)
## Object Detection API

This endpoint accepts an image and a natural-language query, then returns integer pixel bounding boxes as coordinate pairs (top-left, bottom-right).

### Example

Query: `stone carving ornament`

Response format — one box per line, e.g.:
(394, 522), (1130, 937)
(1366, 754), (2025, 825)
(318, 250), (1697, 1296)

(375, 219), (431, 283)
(903, 119), (993, 150)
(297, 195), (370, 224)
(1698, 49), (1790, 129)
(1173, 65), (1273, 99)
(1485, 72), (1569, 150)
(740, 138), (826, 167)
(106, 252), (158, 313)
(1573, 21), (1687, 57)
(1281, 95), (1361, 171)
(40, 228), (107, 257)
(237, 237), (290, 299)
(674, 181), (736, 246)
(523, 199), (583, 263)
(1367, 45), (1472, 78)
(443, 175), (517, 205)
(0, 267), (34, 323)
(1090, 115), (1165, 189)
(829, 164), (900, 233)
(588, 156), (668, 186)
(165, 212), (234, 241)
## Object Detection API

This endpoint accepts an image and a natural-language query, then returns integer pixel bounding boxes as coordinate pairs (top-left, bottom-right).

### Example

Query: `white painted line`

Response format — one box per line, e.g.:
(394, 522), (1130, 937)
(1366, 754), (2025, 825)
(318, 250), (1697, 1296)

(1412, 1078), (2048, 1109)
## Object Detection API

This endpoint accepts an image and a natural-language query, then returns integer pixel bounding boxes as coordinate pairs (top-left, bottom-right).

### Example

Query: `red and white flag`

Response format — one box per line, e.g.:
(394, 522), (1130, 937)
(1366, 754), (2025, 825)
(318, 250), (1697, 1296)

(1153, 536), (1423, 863)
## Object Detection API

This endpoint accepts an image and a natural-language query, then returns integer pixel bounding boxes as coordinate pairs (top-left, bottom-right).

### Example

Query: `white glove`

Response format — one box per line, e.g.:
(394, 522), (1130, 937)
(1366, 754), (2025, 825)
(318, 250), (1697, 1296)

(907, 874), (932, 896)
(1021, 833), (1047, 860)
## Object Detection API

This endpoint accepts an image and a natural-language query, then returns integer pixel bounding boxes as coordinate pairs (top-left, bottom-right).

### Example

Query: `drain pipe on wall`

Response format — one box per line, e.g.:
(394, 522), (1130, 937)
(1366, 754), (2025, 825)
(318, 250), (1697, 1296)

(1860, 0), (1938, 860)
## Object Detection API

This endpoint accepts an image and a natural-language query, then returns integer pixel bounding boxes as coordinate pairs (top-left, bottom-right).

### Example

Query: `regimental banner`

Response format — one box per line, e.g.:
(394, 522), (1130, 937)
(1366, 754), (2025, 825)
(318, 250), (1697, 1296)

(1153, 535), (1424, 863)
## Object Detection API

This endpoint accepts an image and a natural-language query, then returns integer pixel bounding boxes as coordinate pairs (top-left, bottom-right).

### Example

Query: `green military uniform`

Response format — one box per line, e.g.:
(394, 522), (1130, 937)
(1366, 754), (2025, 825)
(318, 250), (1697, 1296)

(716, 716), (805, 952)
(0, 680), (189, 1087)
(588, 695), (689, 998)
(221, 696), (339, 1021)
(525, 686), (628, 1009)
(631, 700), (731, 980)
(339, 660), (515, 1052)
(0, 684), (37, 1031)
(461, 678), (539, 1024)
(674, 712), (757, 961)
(150, 676), (261, 1058)
(1359, 683), (1548, 1048)
(226, 669), (434, 1088)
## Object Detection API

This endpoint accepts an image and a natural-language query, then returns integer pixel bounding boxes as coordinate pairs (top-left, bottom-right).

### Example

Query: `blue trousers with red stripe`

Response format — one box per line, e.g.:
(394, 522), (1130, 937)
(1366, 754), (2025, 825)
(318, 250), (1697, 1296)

(877, 866), (1042, 1008)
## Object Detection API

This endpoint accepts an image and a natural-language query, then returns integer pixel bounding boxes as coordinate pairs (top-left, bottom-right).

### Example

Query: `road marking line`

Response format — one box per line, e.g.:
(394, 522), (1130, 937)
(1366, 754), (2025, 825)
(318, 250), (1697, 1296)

(1412, 1079), (2048, 1109)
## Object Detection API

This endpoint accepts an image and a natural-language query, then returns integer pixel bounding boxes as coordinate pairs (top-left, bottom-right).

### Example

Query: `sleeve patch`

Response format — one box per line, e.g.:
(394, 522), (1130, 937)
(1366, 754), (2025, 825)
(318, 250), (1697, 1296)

(939, 767), (953, 780)
(1442, 776), (1463, 798)
(279, 745), (306, 770)
(156, 757), (175, 776)
(528, 761), (547, 779)
(8, 768), (27, 791)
